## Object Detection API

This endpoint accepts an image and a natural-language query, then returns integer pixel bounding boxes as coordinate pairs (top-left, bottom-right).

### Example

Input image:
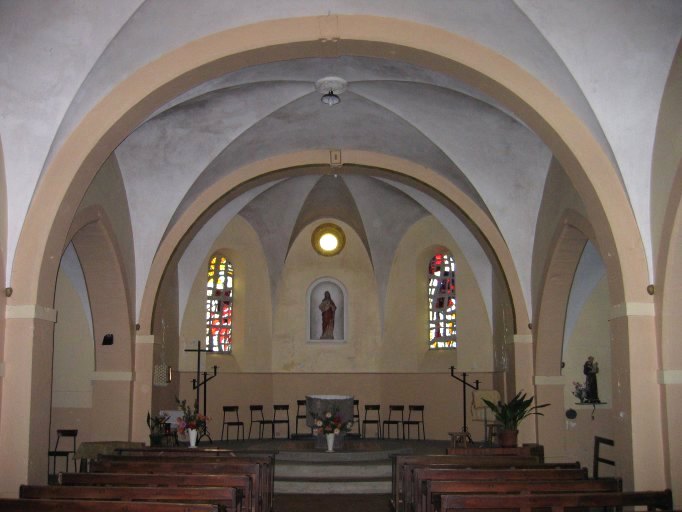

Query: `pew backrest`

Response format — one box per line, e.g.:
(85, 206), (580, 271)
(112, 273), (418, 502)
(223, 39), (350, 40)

(433, 489), (673, 512)
(20, 484), (237, 509)
(0, 498), (219, 511)
(424, 477), (621, 512)
(59, 472), (252, 512)
(392, 455), (556, 512)
(89, 460), (264, 512)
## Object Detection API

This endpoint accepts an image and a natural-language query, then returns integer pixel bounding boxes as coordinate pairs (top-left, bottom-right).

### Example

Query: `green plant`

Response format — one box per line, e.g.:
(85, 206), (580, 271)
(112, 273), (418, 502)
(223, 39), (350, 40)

(146, 412), (169, 435)
(482, 391), (549, 431)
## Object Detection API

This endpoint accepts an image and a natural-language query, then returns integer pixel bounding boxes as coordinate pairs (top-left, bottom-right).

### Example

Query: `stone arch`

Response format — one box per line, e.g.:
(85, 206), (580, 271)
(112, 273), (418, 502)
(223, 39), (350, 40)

(138, 151), (527, 338)
(64, 205), (135, 440)
(534, 210), (596, 377)
(5, 14), (652, 488)
(12, 15), (647, 315)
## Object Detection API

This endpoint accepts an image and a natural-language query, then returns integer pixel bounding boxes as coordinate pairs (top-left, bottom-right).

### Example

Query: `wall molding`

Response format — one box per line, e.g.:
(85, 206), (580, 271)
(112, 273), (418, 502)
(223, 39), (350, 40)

(91, 371), (134, 382)
(658, 369), (682, 385)
(610, 302), (655, 319)
(6, 304), (57, 322)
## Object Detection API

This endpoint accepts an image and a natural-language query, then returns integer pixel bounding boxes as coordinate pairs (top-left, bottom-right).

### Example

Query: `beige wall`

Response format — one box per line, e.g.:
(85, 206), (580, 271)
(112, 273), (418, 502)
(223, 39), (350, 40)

(177, 371), (496, 441)
(169, 212), (496, 439)
(562, 276), (614, 476)
(51, 266), (94, 448)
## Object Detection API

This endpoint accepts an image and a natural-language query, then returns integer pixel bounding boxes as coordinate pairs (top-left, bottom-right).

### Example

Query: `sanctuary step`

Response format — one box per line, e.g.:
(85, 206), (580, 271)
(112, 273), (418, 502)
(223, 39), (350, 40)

(273, 444), (408, 494)
(275, 458), (392, 494)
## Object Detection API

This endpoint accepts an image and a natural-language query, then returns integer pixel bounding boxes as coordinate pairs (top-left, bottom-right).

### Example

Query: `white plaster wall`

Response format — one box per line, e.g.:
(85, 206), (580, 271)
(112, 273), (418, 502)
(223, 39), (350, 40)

(518, 0), (682, 281)
(53, 249), (95, 409)
(0, 0), (141, 281)
(563, 241), (606, 355)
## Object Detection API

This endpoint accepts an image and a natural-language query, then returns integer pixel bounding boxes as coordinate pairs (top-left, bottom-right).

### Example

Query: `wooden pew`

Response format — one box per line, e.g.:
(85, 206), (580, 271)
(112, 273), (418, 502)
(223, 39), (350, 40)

(391, 454), (550, 512)
(433, 489), (674, 511)
(0, 498), (219, 511)
(424, 478), (621, 512)
(96, 451), (274, 512)
(59, 472), (251, 512)
(19, 484), (239, 511)
(410, 467), (589, 512)
(89, 459), (266, 512)
(445, 445), (544, 462)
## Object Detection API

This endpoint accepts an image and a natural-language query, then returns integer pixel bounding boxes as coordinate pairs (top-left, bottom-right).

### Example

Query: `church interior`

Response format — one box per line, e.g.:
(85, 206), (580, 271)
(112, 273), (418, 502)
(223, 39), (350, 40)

(0, 1), (681, 507)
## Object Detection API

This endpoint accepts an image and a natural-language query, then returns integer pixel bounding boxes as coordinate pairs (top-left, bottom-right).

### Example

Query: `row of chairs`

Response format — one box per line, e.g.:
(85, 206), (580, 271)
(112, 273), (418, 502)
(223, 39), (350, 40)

(220, 402), (426, 441)
(364, 404), (426, 440)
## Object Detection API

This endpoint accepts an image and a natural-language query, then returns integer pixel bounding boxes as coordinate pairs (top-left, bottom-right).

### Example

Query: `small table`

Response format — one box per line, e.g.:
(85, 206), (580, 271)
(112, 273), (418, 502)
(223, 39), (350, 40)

(306, 395), (354, 450)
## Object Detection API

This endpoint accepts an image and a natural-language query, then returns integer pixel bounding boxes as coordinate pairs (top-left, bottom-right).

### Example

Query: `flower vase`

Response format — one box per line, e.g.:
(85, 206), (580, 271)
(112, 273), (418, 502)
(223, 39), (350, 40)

(188, 428), (198, 448)
(325, 432), (335, 452)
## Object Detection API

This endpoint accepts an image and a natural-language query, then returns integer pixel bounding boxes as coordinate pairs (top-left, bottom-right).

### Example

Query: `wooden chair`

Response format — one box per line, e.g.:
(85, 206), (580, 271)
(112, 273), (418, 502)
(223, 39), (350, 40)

(294, 399), (312, 437)
(347, 399), (361, 437)
(48, 429), (78, 476)
(403, 405), (425, 439)
(220, 405), (245, 441)
(383, 405), (404, 439)
(248, 405), (267, 439)
(362, 404), (381, 438)
(270, 404), (290, 439)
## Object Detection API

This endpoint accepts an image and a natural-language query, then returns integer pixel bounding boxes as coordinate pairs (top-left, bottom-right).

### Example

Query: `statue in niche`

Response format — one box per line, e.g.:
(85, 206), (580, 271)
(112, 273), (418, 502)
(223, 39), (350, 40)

(319, 291), (337, 339)
(583, 356), (600, 403)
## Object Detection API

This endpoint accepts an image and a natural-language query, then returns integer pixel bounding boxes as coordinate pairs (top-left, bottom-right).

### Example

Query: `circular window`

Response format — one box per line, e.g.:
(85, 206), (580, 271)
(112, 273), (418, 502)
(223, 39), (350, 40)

(312, 223), (346, 256)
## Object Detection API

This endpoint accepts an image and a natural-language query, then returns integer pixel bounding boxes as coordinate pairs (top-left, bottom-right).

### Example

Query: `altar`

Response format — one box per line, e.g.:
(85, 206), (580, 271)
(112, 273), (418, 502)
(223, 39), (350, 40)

(306, 394), (354, 450)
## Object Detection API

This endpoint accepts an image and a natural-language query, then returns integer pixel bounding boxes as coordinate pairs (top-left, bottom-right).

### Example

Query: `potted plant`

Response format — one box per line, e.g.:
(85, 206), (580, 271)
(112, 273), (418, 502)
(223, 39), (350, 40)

(146, 412), (169, 447)
(482, 391), (549, 447)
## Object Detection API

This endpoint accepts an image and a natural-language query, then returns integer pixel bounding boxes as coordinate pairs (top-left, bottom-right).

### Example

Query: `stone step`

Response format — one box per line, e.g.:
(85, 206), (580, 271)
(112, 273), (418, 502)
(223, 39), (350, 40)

(274, 476), (392, 494)
(275, 460), (392, 479)
(274, 454), (393, 494)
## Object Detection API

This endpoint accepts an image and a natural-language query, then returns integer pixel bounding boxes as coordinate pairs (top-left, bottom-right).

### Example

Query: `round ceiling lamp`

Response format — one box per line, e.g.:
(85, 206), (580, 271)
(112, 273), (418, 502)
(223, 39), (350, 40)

(316, 76), (347, 107)
(312, 223), (346, 256)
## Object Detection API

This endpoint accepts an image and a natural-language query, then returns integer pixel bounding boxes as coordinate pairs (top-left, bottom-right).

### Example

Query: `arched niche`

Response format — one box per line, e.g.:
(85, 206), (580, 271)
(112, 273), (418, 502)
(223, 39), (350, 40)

(307, 278), (347, 342)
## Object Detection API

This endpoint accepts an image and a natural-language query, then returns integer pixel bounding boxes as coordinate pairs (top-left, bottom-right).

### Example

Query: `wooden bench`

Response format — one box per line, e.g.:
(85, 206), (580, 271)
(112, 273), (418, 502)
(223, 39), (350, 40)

(0, 498), (219, 511)
(445, 445), (544, 462)
(19, 484), (239, 511)
(410, 467), (589, 512)
(392, 454), (550, 512)
(424, 478), (621, 512)
(96, 452), (274, 512)
(59, 472), (251, 512)
(89, 459), (267, 512)
(433, 489), (674, 511)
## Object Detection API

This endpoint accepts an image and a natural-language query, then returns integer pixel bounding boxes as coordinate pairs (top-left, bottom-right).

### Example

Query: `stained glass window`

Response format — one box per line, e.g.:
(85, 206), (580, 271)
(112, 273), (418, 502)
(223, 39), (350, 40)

(206, 255), (233, 353)
(428, 252), (457, 349)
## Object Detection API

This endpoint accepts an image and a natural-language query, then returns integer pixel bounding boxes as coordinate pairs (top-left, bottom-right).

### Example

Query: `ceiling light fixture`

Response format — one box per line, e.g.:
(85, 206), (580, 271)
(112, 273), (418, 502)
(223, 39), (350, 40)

(316, 76), (347, 108)
(321, 89), (340, 107)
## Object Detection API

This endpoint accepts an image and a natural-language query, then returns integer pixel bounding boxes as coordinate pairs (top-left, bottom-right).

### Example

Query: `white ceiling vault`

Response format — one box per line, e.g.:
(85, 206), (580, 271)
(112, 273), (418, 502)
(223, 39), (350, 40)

(1, 1), (680, 320)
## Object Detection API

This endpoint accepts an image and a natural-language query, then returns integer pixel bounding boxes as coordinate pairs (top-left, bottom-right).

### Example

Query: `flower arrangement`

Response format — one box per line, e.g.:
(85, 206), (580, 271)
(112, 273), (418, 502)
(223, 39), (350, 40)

(175, 397), (208, 434)
(572, 381), (587, 403)
(313, 409), (353, 435)
(146, 411), (170, 435)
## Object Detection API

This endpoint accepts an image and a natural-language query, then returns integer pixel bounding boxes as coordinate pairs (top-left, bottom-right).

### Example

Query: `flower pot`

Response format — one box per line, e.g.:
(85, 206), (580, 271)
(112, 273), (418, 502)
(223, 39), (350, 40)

(188, 428), (198, 448)
(498, 429), (518, 447)
(325, 433), (335, 452)
(149, 433), (164, 447)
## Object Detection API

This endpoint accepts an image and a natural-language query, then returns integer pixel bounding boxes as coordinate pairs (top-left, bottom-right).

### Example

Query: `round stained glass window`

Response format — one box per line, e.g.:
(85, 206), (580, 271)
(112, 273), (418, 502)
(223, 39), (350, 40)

(312, 223), (345, 256)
